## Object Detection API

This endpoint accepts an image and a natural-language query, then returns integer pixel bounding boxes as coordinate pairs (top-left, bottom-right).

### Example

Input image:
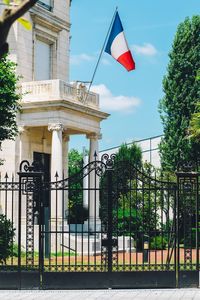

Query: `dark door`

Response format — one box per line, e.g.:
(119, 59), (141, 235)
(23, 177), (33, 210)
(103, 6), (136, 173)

(33, 152), (51, 257)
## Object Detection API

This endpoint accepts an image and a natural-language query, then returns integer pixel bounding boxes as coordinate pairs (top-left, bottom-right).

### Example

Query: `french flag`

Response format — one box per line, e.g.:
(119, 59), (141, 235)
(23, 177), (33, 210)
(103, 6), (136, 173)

(105, 12), (135, 72)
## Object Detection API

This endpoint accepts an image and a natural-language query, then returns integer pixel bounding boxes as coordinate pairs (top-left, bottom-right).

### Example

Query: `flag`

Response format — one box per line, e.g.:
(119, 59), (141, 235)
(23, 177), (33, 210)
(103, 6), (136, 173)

(105, 12), (135, 72)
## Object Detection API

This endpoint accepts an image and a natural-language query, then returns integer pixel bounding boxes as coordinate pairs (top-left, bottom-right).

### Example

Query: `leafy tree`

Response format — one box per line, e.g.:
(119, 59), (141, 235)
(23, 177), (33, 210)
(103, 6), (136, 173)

(68, 149), (88, 224)
(0, 0), (38, 59)
(68, 149), (84, 177)
(115, 143), (142, 168)
(0, 214), (15, 264)
(114, 163), (162, 250)
(189, 102), (200, 141)
(0, 55), (21, 153)
(100, 143), (143, 234)
(159, 15), (200, 171)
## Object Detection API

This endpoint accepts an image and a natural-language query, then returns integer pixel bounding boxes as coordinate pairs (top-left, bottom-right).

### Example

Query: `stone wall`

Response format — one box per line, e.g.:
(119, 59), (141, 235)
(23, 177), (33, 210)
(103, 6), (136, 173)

(2, 1), (71, 82)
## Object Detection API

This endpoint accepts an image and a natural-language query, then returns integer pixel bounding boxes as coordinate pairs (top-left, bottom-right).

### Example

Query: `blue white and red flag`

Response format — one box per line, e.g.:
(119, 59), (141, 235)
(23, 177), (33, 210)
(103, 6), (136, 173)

(105, 12), (135, 72)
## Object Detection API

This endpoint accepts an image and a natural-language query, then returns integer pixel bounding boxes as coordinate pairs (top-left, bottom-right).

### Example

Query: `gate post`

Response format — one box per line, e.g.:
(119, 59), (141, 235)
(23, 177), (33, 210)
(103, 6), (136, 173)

(176, 164), (199, 288)
(107, 166), (113, 273)
(18, 160), (44, 289)
(101, 154), (117, 275)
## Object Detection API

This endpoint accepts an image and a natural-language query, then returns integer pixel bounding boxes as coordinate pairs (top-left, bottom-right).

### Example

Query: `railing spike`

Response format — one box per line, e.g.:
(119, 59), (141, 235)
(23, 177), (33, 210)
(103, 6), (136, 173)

(5, 172), (9, 179)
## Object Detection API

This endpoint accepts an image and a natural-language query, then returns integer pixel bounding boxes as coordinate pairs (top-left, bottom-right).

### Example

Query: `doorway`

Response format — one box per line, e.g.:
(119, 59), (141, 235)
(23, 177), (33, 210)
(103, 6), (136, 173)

(33, 152), (51, 257)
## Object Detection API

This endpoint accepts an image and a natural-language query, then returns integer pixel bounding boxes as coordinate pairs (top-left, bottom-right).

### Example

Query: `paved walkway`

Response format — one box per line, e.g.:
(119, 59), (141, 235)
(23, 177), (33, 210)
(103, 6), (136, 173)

(0, 289), (200, 300)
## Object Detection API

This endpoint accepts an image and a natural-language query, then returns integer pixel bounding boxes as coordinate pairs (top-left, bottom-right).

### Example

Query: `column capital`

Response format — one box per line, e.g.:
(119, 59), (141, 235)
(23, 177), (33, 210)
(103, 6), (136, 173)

(48, 123), (64, 132)
(18, 125), (27, 135)
(86, 132), (102, 140)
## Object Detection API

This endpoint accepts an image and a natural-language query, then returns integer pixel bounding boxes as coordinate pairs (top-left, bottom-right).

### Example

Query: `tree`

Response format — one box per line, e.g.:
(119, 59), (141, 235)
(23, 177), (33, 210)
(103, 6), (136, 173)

(100, 143), (143, 234)
(189, 74), (200, 142)
(0, 0), (38, 59)
(68, 149), (88, 224)
(189, 102), (200, 141)
(0, 214), (15, 264)
(68, 149), (84, 177)
(115, 143), (142, 169)
(0, 55), (21, 149)
(159, 16), (200, 171)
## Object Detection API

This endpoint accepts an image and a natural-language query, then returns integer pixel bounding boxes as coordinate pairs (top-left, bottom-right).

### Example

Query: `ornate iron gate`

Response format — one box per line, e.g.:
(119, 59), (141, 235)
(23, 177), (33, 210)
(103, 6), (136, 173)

(0, 155), (199, 289)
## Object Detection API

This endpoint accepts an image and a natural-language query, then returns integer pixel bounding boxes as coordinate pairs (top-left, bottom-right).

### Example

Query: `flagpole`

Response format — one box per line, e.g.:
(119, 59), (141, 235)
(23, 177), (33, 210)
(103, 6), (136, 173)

(83, 7), (118, 104)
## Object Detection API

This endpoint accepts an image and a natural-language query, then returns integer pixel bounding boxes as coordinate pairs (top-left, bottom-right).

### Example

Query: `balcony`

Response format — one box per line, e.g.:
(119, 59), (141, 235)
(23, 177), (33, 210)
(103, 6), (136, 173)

(21, 80), (99, 109)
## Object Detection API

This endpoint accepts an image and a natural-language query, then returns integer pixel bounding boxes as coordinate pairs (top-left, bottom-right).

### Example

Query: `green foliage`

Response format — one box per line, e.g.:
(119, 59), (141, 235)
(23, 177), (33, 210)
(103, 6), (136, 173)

(68, 149), (84, 175)
(114, 164), (160, 245)
(0, 214), (15, 263)
(100, 143), (143, 235)
(12, 243), (26, 258)
(0, 55), (21, 144)
(150, 236), (167, 250)
(189, 102), (200, 141)
(159, 15), (200, 171)
(115, 143), (142, 168)
(68, 149), (88, 224)
(68, 200), (88, 224)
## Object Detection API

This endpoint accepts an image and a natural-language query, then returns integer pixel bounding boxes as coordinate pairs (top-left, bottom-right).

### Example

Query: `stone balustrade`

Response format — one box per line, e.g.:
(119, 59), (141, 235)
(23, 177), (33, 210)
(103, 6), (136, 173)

(21, 79), (99, 109)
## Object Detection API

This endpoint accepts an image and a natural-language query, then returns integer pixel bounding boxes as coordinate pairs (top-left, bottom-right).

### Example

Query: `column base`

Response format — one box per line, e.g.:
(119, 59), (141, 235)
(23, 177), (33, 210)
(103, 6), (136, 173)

(84, 217), (101, 234)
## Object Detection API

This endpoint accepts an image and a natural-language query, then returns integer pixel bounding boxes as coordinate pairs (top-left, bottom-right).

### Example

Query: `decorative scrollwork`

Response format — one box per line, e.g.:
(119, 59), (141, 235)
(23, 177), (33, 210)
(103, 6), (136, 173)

(177, 161), (198, 172)
(19, 160), (43, 173)
(48, 160), (106, 190)
(101, 153), (116, 169)
(19, 160), (31, 172)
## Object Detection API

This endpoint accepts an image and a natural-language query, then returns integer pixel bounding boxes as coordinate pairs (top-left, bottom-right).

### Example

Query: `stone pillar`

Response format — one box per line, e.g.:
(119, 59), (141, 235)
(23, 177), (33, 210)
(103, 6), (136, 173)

(86, 133), (102, 232)
(48, 123), (63, 221)
(88, 133), (99, 162)
(18, 125), (26, 164)
(18, 125), (30, 221)
(62, 133), (70, 219)
(62, 134), (70, 179)
(48, 123), (63, 180)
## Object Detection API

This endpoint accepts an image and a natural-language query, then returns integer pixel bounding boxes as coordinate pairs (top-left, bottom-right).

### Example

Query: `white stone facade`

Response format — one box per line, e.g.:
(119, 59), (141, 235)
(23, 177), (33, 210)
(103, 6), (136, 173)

(5, 1), (71, 82)
(0, 1), (109, 179)
(0, 1), (109, 240)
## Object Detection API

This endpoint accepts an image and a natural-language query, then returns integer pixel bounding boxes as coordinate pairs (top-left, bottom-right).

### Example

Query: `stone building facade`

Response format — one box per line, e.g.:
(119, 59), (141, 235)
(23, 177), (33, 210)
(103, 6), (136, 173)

(0, 1), (109, 240)
(0, 0), (109, 180)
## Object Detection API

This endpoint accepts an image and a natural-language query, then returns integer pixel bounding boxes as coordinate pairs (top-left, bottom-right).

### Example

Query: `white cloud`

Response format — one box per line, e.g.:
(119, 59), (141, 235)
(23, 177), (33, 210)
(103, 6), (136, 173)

(70, 53), (95, 65)
(131, 43), (158, 56)
(101, 58), (111, 66)
(91, 84), (141, 113)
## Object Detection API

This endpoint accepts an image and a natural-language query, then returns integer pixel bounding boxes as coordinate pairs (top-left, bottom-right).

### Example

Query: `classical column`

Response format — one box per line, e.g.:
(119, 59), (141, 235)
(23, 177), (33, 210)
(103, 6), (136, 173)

(62, 134), (70, 179)
(18, 125), (26, 163)
(48, 123), (63, 180)
(88, 133), (101, 162)
(86, 133), (102, 231)
(48, 123), (64, 221)
(62, 133), (70, 219)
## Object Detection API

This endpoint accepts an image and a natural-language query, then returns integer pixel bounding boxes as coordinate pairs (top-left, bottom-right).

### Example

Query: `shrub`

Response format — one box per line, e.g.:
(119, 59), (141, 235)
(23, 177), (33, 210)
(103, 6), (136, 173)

(150, 236), (167, 250)
(0, 214), (15, 263)
(67, 202), (88, 224)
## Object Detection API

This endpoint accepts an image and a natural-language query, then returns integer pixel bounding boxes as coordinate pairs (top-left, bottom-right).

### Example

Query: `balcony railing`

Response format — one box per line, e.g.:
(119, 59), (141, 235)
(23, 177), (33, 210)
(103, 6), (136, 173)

(21, 80), (99, 109)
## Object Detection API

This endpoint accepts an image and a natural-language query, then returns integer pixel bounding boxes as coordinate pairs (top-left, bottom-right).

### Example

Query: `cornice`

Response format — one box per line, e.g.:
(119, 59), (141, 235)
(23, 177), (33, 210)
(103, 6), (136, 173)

(20, 100), (110, 121)
(30, 7), (70, 32)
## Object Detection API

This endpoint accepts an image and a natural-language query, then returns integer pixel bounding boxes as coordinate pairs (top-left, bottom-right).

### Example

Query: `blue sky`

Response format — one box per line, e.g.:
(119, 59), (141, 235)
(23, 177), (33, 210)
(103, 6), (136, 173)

(69, 0), (199, 152)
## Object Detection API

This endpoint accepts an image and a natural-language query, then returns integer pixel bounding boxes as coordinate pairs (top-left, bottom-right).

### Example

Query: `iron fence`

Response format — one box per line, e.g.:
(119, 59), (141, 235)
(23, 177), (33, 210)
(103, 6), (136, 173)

(0, 155), (199, 289)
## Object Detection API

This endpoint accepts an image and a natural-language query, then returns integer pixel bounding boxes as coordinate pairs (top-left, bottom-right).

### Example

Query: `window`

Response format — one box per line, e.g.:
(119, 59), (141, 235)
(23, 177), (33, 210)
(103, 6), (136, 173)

(38, 0), (53, 11)
(34, 39), (52, 81)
